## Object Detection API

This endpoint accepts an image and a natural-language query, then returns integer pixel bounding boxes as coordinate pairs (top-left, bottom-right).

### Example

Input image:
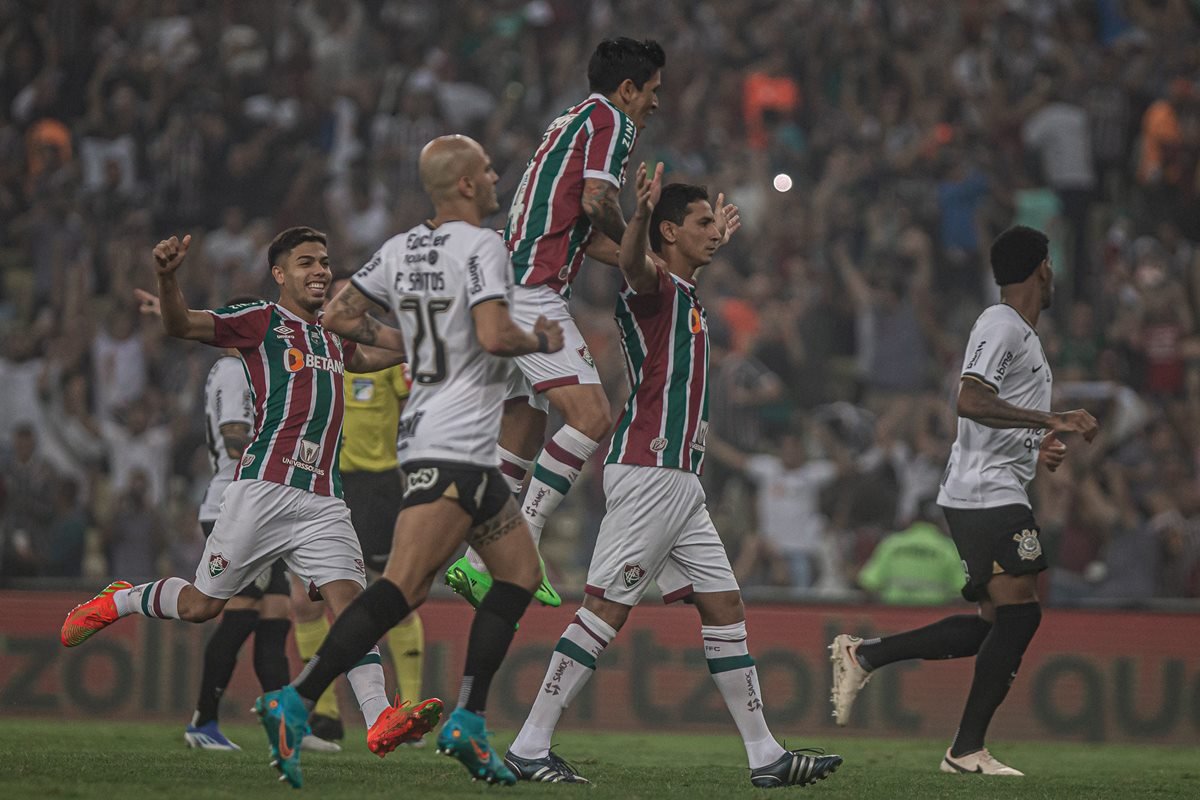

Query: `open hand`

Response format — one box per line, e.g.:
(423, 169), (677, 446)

(634, 161), (663, 219)
(712, 191), (741, 246)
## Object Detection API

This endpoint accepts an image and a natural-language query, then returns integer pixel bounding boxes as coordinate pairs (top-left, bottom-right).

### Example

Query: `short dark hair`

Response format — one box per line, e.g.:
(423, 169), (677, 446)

(990, 225), (1049, 286)
(587, 38), (665, 94)
(267, 227), (327, 272)
(650, 183), (709, 252)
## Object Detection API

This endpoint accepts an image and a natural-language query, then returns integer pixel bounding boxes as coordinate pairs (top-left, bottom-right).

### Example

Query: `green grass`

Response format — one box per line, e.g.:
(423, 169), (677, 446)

(0, 719), (1196, 799)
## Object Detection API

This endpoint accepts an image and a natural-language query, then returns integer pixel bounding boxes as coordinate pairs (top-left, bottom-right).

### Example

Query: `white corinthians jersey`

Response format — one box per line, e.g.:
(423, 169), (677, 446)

(938, 304), (1052, 510)
(352, 221), (513, 468)
(199, 355), (254, 522)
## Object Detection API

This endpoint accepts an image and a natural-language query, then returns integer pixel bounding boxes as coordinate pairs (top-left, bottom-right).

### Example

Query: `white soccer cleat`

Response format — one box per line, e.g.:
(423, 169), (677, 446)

(301, 733), (343, 753)
(829, 634), (872, 726)
(940, 747), (1024, 776)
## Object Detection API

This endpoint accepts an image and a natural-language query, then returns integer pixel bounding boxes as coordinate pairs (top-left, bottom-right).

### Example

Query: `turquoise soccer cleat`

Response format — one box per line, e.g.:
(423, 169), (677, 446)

(253, 685), (308, 788)
(436, 707), (516, 785)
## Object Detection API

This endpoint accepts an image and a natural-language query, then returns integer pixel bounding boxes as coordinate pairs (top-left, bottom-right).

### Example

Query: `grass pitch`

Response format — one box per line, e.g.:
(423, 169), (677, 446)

(0, 719), (1195, 799)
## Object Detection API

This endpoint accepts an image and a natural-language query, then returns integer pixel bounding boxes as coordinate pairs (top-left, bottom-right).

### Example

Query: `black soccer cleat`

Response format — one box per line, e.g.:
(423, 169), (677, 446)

(750, 749), (843, 788)
(503, 748), (591, 783)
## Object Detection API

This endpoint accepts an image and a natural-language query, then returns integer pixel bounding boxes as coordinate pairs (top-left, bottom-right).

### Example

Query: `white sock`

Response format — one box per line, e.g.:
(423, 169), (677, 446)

(703, 621), (786, 769)
(114, 578), (188, 619)
(347, 646), (389, 727)
(509, 607), (615, 759)
(521, 426), (599, 547)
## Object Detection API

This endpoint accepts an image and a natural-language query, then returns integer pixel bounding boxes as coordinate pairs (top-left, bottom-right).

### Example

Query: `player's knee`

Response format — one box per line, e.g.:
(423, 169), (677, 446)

(567, 403), (611, 440)
(180, 593), (225, 622)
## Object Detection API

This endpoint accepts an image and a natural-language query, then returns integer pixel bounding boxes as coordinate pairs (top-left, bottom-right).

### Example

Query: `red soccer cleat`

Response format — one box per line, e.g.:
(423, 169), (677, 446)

(366, 696), (443, 758)
(61, 581), (131, 647)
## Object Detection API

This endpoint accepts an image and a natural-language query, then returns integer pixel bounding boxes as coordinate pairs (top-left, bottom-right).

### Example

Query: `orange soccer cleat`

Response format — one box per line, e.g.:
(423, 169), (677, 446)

(366, 696), (444, 757)
(61, 580), (131, 647)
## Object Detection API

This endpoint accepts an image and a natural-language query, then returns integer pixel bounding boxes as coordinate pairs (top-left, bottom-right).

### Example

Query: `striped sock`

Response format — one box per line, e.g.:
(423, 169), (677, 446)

(704, 621), (785, 769)
(114, 578), (188, 619)
(522, 426), (599, 546)
(497, 446), (532, 494)
(347, 646), (389, 727)
(509, 607), (615, 759)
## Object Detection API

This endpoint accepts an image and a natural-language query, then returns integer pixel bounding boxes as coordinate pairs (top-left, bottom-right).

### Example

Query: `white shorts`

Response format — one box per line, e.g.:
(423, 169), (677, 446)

(585, 464), (740, 605)
(194, 480), (367, 600)
(505, 284), (601, 411)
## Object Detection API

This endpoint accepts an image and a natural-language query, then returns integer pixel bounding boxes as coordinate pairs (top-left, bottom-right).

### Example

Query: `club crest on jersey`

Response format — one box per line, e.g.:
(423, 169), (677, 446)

(650, 437), (668, 452)
(405, 467), (439, 496)
(208, 553), (230, 578)
(1013, 529), (1042, 561)
(240, 453), (256, 468)
(577, 344), (595, 368)
(308, 328), (322, 348)
(622, 562), (646, 589)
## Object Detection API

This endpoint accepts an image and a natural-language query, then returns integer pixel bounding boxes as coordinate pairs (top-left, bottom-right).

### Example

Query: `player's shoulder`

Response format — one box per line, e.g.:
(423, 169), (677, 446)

(973, 304), (1034, 337)
(214, 298), (271, 317)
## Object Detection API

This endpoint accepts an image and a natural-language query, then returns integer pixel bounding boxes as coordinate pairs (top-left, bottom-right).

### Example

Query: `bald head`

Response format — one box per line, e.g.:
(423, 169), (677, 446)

(419, 135), (486, 201)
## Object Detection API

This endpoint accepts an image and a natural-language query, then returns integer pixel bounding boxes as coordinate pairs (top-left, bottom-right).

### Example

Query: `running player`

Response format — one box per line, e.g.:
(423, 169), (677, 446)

(62, 227), (432, 787)
(503, 165), (843, 788)
(445, 37), (665, 608)
(294, 276), (425, 745)
(133, 288), (333, 754)
(255, 135), (564, 786)
(830, 225), (1099, 776)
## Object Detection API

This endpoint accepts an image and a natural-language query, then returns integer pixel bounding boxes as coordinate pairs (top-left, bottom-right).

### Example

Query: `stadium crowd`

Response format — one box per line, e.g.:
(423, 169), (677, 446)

(2, 0), (1200, 605)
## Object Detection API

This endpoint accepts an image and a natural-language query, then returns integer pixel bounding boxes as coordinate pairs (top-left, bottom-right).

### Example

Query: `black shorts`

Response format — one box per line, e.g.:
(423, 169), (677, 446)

(399, 461), (509, 527)
(941, 504), (1048, 602)
(200, 520), (289, 598)
(342, 468), (404, 573)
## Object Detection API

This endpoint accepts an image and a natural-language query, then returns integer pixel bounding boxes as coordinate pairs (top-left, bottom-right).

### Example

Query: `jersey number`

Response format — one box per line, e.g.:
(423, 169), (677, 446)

(399, 297), (453, 385)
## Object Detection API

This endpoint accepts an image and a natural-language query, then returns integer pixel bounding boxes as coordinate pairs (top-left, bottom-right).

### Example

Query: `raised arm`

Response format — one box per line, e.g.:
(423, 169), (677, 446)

(472, 301), (564, 357)
(618, 162), (664, 295)
(957, 377), (1099, 440)
(582, 177), (627, 244)
(152, 235), (216, 341)
(323, 281), (407, 354)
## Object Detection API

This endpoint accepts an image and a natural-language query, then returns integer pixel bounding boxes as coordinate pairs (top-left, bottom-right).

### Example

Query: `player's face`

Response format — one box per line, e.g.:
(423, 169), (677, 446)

(275, 241), (333, 313)
(627, 70), (661, 130)
(673, 200), (722, 268)
(472, 152), (501, 216)
(1040, 257), (1055, 310)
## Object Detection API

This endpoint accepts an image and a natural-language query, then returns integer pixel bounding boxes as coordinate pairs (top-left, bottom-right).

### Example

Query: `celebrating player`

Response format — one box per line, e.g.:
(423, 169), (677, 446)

(503, 164), (843, 788)
(830, 225), (1099, 776)
(256, 134), (564, 786)
(62, 227), (425, 786)
(445, 37), (665, 608)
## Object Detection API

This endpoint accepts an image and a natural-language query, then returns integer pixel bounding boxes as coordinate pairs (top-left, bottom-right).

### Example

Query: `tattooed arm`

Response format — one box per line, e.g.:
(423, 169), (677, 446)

(323, 282), (407, 354)
(581, 177), (626, 243)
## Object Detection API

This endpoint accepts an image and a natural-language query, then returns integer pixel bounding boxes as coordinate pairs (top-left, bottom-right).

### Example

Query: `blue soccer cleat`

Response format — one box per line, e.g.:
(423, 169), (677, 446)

(436, 707), (516, 785)
(253, 686), (307, 788)
(184, 720), (241, 751)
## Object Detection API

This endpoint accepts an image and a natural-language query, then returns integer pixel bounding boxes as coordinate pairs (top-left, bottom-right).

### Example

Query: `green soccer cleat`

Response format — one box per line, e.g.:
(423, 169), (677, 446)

(436, 707), (516, 785)
(445, 556), (561, 608)
(253, 685), (308, 788)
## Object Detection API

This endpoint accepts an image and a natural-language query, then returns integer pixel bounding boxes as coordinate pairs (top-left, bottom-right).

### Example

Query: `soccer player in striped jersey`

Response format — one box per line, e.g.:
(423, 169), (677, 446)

(504, 165), (843, 788)
(267, 135), (564, 786)
(62, 227), (442, 788)
(445, 38), (665, 609)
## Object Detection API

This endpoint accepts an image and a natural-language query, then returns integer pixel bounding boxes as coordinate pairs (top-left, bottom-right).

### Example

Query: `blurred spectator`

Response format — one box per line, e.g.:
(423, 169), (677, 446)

(101, 400), (172, 507)
(91, 304), (148, 420)
(41, 477), (87, 578)
(103, 469), (162, 582)
(856, 502), (965, 606)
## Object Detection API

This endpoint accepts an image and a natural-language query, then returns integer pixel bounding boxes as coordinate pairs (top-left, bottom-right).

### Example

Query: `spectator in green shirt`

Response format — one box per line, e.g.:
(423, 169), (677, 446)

(858, 504), (966, 605)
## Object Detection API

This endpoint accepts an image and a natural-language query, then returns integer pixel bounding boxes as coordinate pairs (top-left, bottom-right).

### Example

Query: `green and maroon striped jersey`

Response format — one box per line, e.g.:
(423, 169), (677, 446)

(606, 269), (710, 474)
(206, 301), (356, 498)
(505, 94), (637, 298)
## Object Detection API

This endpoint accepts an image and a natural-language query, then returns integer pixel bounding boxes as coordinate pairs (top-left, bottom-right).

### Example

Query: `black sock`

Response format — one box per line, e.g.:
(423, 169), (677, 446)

(950, 602), (1042, 757)
(193, 609), (258, 725)
(857, 615), (992, 671)
(458, 580), (532, 714)
(253, 618), (292, 692)
(292, 579), (411, 705)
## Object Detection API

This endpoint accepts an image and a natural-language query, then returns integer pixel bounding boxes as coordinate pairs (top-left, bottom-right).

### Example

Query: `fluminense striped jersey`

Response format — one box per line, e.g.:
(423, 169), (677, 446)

(206, 301), (357, 498)
(505, 93), (637, 298)
(607, 269), (710, 474)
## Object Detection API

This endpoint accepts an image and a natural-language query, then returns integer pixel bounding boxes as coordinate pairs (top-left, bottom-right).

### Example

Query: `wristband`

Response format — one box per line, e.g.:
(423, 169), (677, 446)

(535, 331), (549, 353)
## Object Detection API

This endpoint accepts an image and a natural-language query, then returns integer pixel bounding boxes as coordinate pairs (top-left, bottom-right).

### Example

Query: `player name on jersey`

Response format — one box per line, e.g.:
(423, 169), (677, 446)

(607, 270), (710, 475)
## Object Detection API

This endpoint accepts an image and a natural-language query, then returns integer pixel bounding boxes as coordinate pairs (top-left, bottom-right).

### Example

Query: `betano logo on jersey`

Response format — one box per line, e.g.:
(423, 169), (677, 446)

(284, 347), (345, 374)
